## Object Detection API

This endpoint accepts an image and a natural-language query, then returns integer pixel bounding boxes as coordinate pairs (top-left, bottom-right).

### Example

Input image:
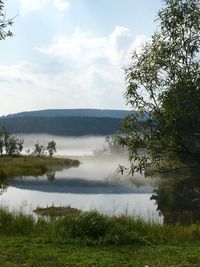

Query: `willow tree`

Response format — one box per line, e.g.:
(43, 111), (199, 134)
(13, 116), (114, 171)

(119, 0), (200, 176)
(0, 0), (14, 40)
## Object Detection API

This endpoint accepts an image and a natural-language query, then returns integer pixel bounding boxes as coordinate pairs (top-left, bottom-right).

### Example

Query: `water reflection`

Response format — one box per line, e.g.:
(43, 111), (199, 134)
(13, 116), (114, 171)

(47, 172), (56, 182)
(0, 134), (160, 219)
(10, 175), (154, 194)
(151, 176), (200, 225)
(0, 177), (8, 195)
(0, 184), (7, 195)
(0, 155), (159, 219)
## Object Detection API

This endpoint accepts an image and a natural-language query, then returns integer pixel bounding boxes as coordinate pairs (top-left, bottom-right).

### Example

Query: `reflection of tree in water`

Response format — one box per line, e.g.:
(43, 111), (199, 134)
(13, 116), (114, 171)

(0, 178), (8, 195)
(151, 173), (200, 225)
(0, 184), (7, 195)
(47, 172), (56, 182)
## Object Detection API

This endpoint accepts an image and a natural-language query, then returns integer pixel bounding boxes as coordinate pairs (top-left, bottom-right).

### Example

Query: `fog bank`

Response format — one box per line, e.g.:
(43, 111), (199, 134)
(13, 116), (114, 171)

(19, 134), (106, 156)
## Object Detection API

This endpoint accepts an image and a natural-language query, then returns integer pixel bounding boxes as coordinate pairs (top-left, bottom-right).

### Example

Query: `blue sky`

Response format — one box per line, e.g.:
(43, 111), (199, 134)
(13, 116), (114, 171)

(0, 0), (162, 115)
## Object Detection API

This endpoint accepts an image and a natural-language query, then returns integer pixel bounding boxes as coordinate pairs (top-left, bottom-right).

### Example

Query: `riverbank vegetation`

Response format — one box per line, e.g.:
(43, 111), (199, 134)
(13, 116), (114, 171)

(119, 0), (200, 180)
(0, 207), (200, 266)
(2, 206), (200, 246)
(0, 126), (79, 179)
(0, 127), (58, 157)
(0, 156), (80, 179)
(34, 206), (82, 217)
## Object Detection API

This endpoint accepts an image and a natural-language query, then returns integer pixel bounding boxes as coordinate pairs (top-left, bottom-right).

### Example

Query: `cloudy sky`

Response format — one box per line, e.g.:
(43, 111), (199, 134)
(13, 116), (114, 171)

(0, 0), (162, 116)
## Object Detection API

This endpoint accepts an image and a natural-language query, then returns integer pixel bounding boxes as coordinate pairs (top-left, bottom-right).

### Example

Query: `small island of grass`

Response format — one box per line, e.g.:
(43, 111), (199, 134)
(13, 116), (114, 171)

(0, 127), (80, 180)
(34, 205), (82, 217)
(0, 156), (80, 179)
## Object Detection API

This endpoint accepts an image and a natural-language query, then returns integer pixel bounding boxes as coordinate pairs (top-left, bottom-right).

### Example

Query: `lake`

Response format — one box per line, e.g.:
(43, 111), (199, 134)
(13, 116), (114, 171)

(0, 135), (161, 222)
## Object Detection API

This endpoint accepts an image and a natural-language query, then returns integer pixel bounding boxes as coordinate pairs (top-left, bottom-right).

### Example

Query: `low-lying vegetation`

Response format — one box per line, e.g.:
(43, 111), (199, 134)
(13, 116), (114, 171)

(0, 206), (200, 266)
(0, 206), (200, 246)
(34, 206), (81, 217)
(0, 127), (58, 157)
(0, 156), (80, 179)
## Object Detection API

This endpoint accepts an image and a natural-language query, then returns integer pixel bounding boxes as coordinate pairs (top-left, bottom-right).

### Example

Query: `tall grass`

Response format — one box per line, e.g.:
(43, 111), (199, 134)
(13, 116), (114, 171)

(0, 206), (200, 246)
(0, 207), (48, 236)
(0, 156), (80, 179)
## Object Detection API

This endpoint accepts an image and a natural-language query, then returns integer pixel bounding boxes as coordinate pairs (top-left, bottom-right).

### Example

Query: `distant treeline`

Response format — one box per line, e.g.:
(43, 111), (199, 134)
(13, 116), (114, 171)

(0, 117), (122, 136)
(4, 109), (131, 119)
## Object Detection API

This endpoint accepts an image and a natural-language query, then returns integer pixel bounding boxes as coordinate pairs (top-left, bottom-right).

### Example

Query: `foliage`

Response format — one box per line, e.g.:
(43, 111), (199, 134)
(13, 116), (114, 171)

(0, 207), (200, 266)
(33, 143), (46, 157)
(0, 126), (58, 158)
(1, 206), (200, 246)
(0, 0), (14, 40)
(33, 141), (57, 157)
(119, 0), (200, 176)
(104, 136), (126, 155)
(94, 135), (126, 156)
(56, 211), (111, 241)
(151, 175), (200, 225)
(47, 140), (56, 157)
(0, 127), (23, 156)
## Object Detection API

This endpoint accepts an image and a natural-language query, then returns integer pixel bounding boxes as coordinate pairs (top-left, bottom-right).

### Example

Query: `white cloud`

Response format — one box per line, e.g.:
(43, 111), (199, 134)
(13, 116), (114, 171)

(53, 0), (70, 12)
(36, 26), (147, 67)
(20, 0), (70, 15)
(0, 27), (148, 115)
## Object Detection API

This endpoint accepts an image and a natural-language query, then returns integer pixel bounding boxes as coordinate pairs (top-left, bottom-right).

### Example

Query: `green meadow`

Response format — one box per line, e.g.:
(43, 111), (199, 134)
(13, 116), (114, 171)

(0, 207), (200, 267)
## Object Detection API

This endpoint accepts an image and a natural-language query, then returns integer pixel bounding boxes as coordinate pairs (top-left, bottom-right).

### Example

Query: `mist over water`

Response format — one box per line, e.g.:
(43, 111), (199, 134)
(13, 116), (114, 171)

(19, 134), (106, 156)
(20, 134), (154, 185)
(0, 134), (160, 221)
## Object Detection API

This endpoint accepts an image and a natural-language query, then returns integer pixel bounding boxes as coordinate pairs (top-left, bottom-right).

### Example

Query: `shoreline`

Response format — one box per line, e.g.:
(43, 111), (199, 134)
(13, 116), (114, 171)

(0, 156), (80, 180)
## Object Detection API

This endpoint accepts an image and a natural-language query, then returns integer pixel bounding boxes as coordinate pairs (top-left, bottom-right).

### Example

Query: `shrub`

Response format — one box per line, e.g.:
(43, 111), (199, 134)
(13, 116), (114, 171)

(54, 211), (111, 241)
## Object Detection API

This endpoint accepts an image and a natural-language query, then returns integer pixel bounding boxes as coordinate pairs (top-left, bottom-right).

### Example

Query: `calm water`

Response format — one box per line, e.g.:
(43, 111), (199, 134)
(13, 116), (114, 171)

(0, 135), (161, 222)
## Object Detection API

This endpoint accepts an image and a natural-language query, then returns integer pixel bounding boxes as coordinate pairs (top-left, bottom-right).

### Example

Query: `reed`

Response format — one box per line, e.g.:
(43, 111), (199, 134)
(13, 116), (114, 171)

(0, 206), (200, 246)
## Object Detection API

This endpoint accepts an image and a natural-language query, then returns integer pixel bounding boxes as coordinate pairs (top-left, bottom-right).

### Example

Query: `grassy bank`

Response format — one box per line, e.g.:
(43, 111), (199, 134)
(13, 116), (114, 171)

(0, 156), (80, 179)
(1, 237), (200, 267)
(1, 206), (200, 245)
(0, 207), (200, 266)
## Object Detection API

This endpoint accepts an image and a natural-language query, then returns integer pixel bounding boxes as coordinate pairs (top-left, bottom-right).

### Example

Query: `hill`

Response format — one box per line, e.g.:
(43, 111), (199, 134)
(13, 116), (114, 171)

(5, 109), (131, 119)
(0, 116), (122, 136)
(0, 109), (131, 136)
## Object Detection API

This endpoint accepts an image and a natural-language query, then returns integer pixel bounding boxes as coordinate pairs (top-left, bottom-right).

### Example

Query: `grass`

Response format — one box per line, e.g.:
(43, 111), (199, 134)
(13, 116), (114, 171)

(0, 206), (200, 266)
(0, 206), (200, 245)
(0, 156), (80, 179)
(34, 206), (82, 217)
(1, 237), (200, 267)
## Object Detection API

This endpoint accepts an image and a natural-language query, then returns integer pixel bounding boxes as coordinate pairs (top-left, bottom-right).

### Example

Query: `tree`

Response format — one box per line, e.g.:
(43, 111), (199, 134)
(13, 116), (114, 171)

(47, 140), (56, 157)
(33, 143), (46, 157)
(7, 136), (23, 156)
(0, 128), (4, 155)
(0, 0), (14, 40)
(0, 127), (23, 156)
(3, 127), (11, 155)
(119, 0), (200, 177)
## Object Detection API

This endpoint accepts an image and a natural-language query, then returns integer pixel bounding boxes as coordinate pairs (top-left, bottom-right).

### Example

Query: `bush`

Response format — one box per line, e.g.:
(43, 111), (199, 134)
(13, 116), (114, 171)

(54, 211), (111, 241)
(52, 212), (152, 245)
(0, 208), (35, 235)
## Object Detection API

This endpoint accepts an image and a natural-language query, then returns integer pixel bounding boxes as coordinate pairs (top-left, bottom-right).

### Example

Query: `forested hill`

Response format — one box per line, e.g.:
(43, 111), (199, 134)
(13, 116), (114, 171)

(0, 109), (130, 136)
(4, 109), (131, 119)
(0, 116), (122, 136)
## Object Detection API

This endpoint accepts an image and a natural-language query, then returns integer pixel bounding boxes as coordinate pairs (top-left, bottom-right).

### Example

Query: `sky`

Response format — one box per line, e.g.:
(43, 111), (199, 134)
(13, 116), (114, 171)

(0, 0), (162, 116)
